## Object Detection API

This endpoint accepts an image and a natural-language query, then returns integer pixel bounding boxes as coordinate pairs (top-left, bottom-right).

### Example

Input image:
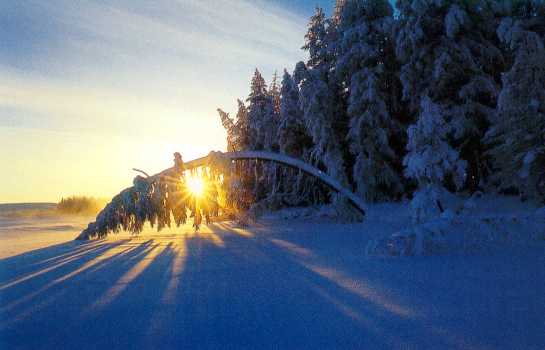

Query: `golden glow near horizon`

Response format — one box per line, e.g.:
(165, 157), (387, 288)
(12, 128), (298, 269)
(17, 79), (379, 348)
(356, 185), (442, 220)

(0, 126), (224, 203)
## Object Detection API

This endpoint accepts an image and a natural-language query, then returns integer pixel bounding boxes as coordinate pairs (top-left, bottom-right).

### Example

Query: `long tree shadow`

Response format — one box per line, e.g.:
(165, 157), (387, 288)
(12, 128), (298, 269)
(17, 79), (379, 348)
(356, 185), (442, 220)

(0, 238), (154, 347)
(1, 223), (543, 350)
(217, 221), (545, 350)
(154, 224), (413, 349)
(0, 240), (106, 281)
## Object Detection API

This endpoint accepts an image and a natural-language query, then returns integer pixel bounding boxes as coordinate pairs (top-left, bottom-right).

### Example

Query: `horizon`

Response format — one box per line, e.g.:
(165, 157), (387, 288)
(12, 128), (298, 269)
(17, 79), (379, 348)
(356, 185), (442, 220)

(0, 0), (335, 203)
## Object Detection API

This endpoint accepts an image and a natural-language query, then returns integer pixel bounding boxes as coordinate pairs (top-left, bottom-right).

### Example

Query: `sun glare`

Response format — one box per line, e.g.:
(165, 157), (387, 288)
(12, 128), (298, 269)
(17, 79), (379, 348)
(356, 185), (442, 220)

(187, 176), (204, 197)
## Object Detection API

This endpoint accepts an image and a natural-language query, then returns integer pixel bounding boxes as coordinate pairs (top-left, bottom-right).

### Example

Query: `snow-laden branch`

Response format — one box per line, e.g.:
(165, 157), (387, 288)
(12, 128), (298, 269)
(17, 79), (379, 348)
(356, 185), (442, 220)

(151, 150), (367, 216)
(76, 151), (366, 240)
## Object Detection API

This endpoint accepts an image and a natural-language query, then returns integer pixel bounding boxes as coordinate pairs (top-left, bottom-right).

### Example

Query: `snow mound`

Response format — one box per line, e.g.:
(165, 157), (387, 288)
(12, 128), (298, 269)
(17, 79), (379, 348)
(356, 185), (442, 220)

(366, 196), (545, 257)
(365, 217), (451, 257)
(409, 185), (464, 223)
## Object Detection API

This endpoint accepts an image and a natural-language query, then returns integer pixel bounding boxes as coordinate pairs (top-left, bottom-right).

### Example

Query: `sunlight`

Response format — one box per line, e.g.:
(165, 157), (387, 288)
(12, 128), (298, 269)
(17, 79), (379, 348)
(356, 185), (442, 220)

(303, 263), (415, 318)
(186, 175), (205, 197)
(88, 243), (164, 312)
(161, 242), (187, 305)
(0, 241), (105, 291)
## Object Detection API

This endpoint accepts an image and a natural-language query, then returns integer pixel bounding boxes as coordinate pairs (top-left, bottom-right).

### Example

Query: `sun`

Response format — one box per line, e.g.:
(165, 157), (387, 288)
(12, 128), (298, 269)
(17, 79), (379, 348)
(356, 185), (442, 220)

(187, 176), (205, 197)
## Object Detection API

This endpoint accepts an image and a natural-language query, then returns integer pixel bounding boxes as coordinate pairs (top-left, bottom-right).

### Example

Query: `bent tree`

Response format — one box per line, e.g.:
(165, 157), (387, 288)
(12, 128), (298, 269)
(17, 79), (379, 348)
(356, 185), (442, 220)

(76, 151), (367, 240)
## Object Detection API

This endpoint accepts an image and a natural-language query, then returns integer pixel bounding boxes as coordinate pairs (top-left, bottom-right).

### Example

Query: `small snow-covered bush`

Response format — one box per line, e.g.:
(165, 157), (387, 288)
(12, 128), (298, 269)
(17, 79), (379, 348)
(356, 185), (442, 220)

(366, 217), (451, 257)
(409, 185), (463, 223)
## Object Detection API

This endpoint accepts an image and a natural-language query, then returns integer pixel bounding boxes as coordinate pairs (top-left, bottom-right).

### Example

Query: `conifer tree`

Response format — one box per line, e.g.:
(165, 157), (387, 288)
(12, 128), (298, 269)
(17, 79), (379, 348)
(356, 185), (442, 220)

(303, 7), (332, 70)
(277, 69), (315, 204)
(295, 61), (348, 185)
(337, 0), (404, 201)
(246, 69), (269, 150)
(486, 2), (545, 197)
(217, 108), (238, 152)
(234, 99), (250, 151)
(395, 0), (504, 191)
(299, 7), (349, 185)
(278, 70), (310, 158)
(269, 71), (281, 117)
(404, 96), (467, 189)
(404, 96), (467, 222)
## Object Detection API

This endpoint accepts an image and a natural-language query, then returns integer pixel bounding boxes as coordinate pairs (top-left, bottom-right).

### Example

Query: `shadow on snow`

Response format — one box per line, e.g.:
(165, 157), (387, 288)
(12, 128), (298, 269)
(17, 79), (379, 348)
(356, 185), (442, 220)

(1, 222), (544, 349)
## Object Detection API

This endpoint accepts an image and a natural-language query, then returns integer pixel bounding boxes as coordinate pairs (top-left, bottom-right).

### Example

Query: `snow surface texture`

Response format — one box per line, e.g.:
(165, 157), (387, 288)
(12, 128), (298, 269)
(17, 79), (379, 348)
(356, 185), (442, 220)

(1, 198), (544, 349)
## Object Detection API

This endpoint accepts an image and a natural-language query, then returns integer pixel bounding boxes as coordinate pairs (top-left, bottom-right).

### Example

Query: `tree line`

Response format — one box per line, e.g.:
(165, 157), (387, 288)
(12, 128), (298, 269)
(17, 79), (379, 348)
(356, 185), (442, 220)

(217, 0), (545, 212)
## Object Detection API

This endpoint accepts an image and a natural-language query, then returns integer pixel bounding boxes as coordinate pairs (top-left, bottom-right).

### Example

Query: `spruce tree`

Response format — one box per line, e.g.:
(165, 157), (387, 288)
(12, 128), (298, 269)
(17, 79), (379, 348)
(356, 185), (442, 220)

(486, 2), (545, 198)
(299, 7), (349, 185)
(404, 96), (467, 222)
(278, 70), (310, 158)
(234, 99), (251, 151)
(404, 96), (467, 189)
(337, 0), (404, 201)
(295, 61), (348, 185)
(269, 71), (281, 117)
(217, 108), (238, 152)
(303, 7), (332, 70)
(246, 69), (269, 150)
(277, 69), (315, 204)
(395, 0), (504, 191)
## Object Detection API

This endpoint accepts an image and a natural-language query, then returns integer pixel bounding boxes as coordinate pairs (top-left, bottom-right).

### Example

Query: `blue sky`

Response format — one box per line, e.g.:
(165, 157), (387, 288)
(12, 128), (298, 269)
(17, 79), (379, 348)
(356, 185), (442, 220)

(0, 1), (336, 202)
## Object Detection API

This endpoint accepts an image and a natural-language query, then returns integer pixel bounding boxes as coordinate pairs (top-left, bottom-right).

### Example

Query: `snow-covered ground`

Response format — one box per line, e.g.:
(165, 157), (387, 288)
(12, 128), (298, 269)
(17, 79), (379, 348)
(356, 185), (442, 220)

(0, 204), (93, 259)
(1, 197), (544, 349)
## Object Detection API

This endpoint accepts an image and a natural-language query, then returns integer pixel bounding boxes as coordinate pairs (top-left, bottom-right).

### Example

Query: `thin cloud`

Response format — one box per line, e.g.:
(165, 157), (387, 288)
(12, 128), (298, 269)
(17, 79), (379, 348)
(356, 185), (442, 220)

(0, 0), (309, 202)
(0, 0), (307, 131)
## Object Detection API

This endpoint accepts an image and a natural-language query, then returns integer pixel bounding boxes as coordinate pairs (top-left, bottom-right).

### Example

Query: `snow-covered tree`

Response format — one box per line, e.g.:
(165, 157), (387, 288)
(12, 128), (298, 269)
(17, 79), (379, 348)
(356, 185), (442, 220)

(486, 7), (545, 198)
(218, 99), (252, 153)
(303, 7), (332, 70)
(217, 97), (256, 210)
(276, 69), (317, 204)
(395, 0), (504, 191)
(246, 69), (269, 150)
(299, 6), (350, 182)
(404, 96), (468, 222)
(258, 72), (282, 197)
(233, 99), (250, 151)
(300, 6), (365, 219)
(214, 0), (545, 216)
(218, 69), (286, 208)
(278, 70), (310, 158)
(243, 69), (279, 153)
(404, 96), (467, 189)
(295, 61), (348, 185)
(217, 108), (238, 152)
(269, 70), (281, 117)
(336, 0), (404, 201)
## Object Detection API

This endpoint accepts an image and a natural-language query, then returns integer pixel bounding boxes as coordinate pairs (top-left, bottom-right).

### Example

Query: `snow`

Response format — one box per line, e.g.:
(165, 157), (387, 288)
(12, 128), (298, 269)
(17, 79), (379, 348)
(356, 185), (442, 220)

(4, 2), (545, 348)
(366, 193), (545, 257)
(1, 198), (544, 349)
(0, 205), (93, 259)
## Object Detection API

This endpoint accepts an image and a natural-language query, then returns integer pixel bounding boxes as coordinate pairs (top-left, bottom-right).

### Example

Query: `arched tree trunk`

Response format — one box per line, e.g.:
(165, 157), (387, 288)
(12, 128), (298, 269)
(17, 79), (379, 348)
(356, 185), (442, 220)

(76, 151), (366, 240)
(153, 151), (367, 216)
